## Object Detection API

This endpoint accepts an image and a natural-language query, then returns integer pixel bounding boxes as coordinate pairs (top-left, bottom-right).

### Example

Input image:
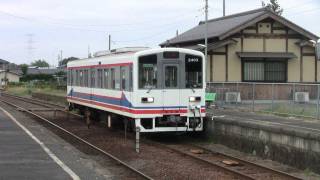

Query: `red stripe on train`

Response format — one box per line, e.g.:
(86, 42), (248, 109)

(67, 62), (133, 70)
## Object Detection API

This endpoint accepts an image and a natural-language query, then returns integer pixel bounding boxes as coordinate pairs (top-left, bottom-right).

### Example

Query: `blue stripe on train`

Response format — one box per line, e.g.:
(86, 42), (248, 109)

(68, 89), (189, 109)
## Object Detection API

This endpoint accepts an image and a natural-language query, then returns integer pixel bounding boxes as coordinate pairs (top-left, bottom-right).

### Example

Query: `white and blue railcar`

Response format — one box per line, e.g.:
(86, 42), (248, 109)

(67, 47), (205, 132)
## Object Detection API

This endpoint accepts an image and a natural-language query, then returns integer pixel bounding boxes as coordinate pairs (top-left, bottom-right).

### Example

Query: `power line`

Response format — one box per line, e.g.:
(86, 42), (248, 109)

(0, 9), (202, 34)
(0, 8), (202, 30)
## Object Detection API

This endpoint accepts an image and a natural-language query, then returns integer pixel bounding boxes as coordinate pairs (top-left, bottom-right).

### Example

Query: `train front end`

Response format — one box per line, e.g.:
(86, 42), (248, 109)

(133, 48), (205, 133)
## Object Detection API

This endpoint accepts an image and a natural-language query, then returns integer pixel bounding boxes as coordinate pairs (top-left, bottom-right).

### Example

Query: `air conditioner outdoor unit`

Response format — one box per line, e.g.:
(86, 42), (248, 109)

(225, 92), (241, 103)
(294, 92), (309, 103)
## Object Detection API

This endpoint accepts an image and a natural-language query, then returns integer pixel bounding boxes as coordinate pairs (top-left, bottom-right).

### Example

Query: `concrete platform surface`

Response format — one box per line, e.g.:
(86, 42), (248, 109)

(0, 104), (110, 180)
(207, 108), (320, 136)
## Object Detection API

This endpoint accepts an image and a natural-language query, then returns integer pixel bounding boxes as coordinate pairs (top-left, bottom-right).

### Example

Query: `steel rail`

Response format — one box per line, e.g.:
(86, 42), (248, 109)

(1, 93), (65, 109)
(187, 143), (302, 180)
(0, 93), (83, 118)
(144, 139), (302, 180)
(141, 139), (256, 180)
(0, 98), (153, 180)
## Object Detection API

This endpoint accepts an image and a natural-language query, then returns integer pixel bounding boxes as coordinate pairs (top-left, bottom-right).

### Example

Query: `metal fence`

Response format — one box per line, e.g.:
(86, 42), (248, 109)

(207, 82), (320, 119)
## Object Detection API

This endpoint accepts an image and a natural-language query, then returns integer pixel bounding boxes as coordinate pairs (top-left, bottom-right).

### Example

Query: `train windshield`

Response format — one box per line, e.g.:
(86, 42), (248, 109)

(138, 54), (158, 89)
(185, 55), (203, 88)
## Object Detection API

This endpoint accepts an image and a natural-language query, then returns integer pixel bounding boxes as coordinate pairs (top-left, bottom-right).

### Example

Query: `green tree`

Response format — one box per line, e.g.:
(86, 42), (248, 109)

(19, 64), (29, 75)
(262, 0), (283, 15)
(30, 59), (50, 67)
(58, 57), (79, 67)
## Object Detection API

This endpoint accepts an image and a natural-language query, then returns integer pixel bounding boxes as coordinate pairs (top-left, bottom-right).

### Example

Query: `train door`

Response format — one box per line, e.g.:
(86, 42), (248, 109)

(162, 63), (181, 113)
(68, 69), (73, 97)
(120, 66), (130, 110)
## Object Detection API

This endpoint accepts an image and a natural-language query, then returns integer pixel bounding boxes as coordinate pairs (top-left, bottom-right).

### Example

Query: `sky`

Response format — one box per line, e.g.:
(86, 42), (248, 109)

(0, 0), (319, 66)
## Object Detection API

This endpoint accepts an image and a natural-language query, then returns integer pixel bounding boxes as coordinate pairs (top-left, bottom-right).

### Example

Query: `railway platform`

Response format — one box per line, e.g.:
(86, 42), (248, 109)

(207, 108), (320, 134)
(206, 108), (320, 174)
(0, 104), (109, 180)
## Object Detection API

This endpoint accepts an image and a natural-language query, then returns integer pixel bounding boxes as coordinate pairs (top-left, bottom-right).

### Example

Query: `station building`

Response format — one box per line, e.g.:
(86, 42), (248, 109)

(160, 7), (319, 83)
(0, 70), (21, 84)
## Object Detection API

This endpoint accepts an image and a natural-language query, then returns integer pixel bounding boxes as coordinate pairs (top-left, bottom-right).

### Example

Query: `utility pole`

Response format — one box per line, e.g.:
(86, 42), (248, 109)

(88, 45), (91, 58)
(108, 35), (111, 51)
(223, 0), (226, 16)
(60, 50), (63, 62)
(205, 0), (208, 71)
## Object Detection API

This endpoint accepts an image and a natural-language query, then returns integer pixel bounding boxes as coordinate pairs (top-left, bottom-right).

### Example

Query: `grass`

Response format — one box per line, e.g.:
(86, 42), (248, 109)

(6, 84), (66, 97)
(31, 87), (66, 97)
(261, 103), (318, 118)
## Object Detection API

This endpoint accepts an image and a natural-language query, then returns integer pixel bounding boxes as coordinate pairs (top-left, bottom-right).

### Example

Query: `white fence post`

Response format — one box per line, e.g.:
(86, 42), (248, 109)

(252, 83), (255, 112)
(272, 83), (274, 113)
(317, 85), (320, 120)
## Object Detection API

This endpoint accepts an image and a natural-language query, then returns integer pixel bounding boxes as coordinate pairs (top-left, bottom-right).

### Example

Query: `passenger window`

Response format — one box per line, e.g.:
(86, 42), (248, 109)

(80, 70), (83, 87)
(138, 54), (157, 89)
(121, 67), (126, 90)
(97, 69), (103, 88)
(114, 67), (120, 90)
(129, 65), (133, 91)
(70, 70), (73, 86)
(111, 68), (115, 89)
(67, 71), (69, 85)
(165, 66), (178, 88)
(90, 70), (95, 87)
(84, 70), (89, 87)
(104, 69), (109, 89)
(76, 70), (79, 86)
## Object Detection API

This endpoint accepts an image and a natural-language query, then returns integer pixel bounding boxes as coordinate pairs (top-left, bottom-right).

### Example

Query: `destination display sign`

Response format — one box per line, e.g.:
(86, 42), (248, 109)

(163, 51), (179, 59)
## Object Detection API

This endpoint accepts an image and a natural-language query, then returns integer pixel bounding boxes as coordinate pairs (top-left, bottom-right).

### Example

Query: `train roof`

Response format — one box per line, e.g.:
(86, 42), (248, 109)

(67, 47), (204, 67)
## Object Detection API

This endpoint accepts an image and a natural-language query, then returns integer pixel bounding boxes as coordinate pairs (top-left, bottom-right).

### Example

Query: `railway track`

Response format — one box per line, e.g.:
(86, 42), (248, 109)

(0, 93), (304, 180)
(1, 92), (65, 109)
(152, 142), (302, 180)
(0, 94), (152, 180)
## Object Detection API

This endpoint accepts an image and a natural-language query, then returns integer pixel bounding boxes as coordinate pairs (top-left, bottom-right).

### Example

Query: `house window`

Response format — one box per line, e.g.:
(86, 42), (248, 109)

(243, 60), (286, 82)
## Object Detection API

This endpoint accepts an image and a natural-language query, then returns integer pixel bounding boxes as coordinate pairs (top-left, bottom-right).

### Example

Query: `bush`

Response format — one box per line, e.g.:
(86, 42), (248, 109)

(20, 74), (54, 82)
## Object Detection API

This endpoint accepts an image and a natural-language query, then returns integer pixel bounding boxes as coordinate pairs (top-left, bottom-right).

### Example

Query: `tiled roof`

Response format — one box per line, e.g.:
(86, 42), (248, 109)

(160, 7), (319, 46)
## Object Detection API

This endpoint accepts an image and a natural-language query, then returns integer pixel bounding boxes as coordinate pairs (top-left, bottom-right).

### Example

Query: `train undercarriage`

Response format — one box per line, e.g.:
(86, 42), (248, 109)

(70, 103), (203, 133)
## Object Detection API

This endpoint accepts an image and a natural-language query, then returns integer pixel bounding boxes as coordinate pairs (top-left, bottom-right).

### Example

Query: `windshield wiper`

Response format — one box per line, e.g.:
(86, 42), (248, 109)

(189, 84), (195, 93)
(147, 86), (153, 93)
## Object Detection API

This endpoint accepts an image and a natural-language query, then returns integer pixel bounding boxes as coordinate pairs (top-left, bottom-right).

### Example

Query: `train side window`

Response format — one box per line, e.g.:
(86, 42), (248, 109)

(67, 70), (70, 85)
(80, 70), (84, 87)
(75, 70), (77, 86)
(90, 70), (95, 88)
(129, 65), (133, 91)
(84, 69), (89, 87)
(72, 70), (75, 86)
(115, 67), (120, 90)
(111, 68), (115, 89)
(75, 70), (79, 86)
(97, 69), (103, 88)
(70, 70), (73, 86)
(120, 66), (126, 91)
(104, 68), (109, 89)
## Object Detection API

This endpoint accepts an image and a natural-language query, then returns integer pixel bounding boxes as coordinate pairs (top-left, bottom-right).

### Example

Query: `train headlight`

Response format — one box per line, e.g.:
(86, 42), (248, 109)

(189, 96), (201, 102)
(141, 97), (154, 103)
